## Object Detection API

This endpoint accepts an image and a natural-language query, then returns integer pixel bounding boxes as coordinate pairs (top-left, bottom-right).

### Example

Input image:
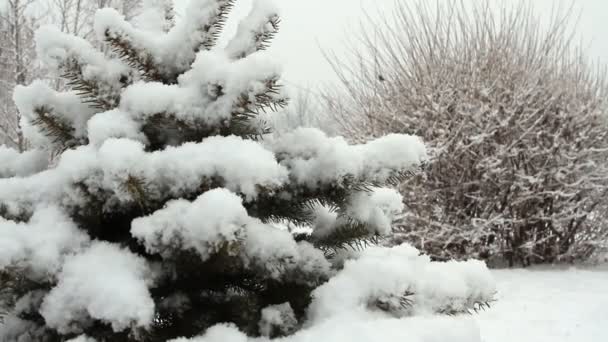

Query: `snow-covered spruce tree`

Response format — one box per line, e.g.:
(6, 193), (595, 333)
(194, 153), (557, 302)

(324, 0), (608, 265)
(0, 1), (494, 341)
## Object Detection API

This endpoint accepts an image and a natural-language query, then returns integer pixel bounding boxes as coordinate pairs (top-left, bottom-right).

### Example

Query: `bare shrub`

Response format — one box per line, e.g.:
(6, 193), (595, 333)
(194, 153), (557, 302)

(272, 86), (337, 134)
(324, 0), (608, 266)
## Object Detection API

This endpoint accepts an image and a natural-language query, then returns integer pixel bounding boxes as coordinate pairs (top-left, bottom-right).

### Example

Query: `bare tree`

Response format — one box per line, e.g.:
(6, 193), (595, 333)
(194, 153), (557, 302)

(324, 0), (608, 265)
(272, 86), (335, 134)
(0, 0), (40, 151)
(47, 0), (142, 39)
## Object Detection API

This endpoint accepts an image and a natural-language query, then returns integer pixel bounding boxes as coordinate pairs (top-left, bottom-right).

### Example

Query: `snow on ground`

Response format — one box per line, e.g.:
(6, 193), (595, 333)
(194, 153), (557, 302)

(479, 267), (608, 342)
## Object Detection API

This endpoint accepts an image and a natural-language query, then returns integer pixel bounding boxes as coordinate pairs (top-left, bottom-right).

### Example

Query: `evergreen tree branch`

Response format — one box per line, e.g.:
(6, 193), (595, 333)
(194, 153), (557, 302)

(340, 164), (426, 191)
(0, 269), (23, 325)
(122, 175), (150, 213)
(0, 204), (9, 220)
(0, 268), (52, 326)
(371, 290), (495, 318)
(0, 204), (32, 223)
(312, 221), (382, 253)
(439, 298), (495, 316)
(163, 2), (176, 32)
(61, 58), (122, 110)
(252, 15), (280, 52)
(141, 113), (235, 151)
(231, 14), (281, 59)
(232, 77), (288, 121)
(144, 250), (318, 337)
(230, 77), (288, 137)
(31, 107), (78, 153)
(141, 76), (285, 148)
(373, 290), (415, 313)
(104, 29), (163, 82)
(198, 0), (236, 51)
(251, 172), (390, 227)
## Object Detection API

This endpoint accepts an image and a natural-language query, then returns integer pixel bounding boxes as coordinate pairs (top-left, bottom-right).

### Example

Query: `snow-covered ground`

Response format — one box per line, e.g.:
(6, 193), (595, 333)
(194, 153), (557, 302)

(479, 267), (608, 342)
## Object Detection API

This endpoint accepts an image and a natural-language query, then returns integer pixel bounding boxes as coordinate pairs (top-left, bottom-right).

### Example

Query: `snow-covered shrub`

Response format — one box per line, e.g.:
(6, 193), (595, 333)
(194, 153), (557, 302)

(324, 0), (608, 266)
(0, 1), (494, 341)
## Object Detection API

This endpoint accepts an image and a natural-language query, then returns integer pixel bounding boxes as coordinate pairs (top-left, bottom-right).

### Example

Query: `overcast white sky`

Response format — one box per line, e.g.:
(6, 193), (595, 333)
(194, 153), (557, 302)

(2, 0), (606, 87)
(175, 0), (608, 89)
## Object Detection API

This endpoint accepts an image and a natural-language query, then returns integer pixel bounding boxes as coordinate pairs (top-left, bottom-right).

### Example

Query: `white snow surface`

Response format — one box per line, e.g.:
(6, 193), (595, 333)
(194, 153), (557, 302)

(478, 267), (608, 342)
(133, 0), (174, 33)
(87, 109), (148, 146)
(0, 146), (48, 177)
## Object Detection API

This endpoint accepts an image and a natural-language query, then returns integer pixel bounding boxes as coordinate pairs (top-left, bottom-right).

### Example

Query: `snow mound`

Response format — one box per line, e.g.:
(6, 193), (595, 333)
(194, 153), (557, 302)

(168, 314), (482, 342)
(40, 242), (155, 334)
(0, 206), (89, 280)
